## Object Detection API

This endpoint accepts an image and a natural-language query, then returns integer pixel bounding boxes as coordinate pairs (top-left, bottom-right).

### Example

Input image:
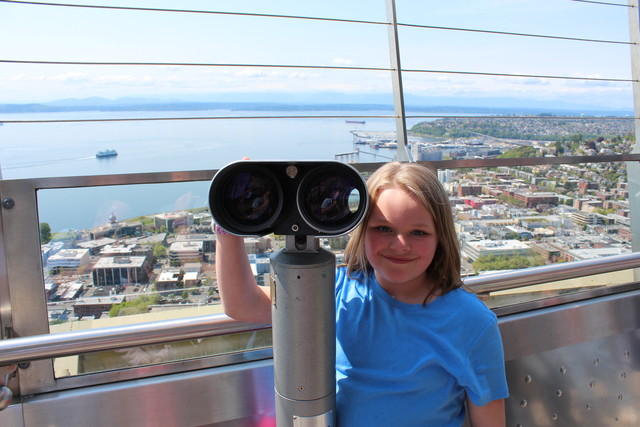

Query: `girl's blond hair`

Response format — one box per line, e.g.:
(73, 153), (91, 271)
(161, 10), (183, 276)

(344, 162), (462, 302)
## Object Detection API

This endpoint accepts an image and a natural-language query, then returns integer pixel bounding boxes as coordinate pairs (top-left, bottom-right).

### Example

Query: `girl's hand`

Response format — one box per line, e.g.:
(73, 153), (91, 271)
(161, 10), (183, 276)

(214, 156), (272, 324)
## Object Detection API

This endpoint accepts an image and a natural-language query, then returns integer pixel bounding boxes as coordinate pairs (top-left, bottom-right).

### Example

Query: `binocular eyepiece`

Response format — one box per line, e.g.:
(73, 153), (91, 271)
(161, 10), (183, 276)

(209, 160), (369, 236)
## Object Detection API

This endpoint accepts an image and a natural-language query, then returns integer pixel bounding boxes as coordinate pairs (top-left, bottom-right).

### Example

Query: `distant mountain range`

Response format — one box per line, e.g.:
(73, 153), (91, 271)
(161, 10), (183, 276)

(0, 93), (633, 116)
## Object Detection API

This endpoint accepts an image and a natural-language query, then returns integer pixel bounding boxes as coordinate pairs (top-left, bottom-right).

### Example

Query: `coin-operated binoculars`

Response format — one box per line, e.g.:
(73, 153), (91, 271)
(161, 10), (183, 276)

(209, 160), (368, 426)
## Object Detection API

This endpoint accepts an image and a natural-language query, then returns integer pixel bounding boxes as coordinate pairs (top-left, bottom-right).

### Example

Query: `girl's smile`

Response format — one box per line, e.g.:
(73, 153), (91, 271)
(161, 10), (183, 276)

(364, 186), (439, 304)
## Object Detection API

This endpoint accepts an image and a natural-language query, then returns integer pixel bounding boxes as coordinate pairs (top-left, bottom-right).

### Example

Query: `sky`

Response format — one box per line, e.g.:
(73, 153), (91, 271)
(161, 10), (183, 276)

(0, 0), (635, 109)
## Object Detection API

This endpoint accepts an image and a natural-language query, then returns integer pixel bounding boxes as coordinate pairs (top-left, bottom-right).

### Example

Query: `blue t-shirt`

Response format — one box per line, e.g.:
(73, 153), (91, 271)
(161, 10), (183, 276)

(335, 267), (509, 427)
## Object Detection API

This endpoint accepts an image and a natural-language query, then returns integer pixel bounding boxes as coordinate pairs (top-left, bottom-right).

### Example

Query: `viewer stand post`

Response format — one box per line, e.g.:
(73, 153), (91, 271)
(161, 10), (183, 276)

(271, 235), (335, 427)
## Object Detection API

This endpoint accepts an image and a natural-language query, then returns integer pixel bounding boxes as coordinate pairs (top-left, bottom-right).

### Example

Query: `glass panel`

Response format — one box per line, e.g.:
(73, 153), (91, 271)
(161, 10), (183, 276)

(0, 0), (394, 178)
(37, 181), (264, 377)
(0, 0), (391, 111)
(481, 270), (637, 310)
(396, 0), (632, 118)
(1, 0), (389, 65)
(0, 111), (399, 180)
(448, 162), (632, 306)
(396, 0), (630, 43)
(54, 330), (272, 377)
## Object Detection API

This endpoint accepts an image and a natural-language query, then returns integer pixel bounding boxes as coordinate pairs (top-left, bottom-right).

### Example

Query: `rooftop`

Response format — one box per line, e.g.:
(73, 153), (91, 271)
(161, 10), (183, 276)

(94, 256), (147, 269)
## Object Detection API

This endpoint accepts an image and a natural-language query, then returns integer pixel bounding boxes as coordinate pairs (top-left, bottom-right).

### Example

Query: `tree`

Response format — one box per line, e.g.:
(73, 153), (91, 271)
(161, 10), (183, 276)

(152, 243), (167, 260)
(472, 253), (545, 273)
(177, 269), (185, 288)
(109, 295), (160, 317)
(571, 133), (583, 144)
(40, 222), (52, 243)
(498, 146), (537, 159)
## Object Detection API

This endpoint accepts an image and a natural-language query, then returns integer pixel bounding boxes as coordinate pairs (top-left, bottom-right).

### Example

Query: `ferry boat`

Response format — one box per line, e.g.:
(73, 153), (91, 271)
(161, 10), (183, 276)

(96, 149), (118, 158)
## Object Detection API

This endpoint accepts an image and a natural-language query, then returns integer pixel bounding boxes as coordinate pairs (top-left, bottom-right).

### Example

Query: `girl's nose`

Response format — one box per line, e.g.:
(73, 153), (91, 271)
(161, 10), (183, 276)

(390, 234), (410, 250)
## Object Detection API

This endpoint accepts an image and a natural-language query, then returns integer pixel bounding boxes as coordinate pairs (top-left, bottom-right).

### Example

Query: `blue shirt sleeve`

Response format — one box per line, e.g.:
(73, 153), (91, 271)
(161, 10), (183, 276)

(462, 317), (510, 406)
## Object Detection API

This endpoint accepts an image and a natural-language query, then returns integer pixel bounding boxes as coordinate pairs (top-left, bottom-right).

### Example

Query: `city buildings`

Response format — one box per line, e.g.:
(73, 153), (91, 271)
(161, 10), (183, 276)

(168, 241), (204, 265)
(92, 256), (148, 287)
(154, 211), (194, 232)
(38, 118), (634, 324)
(73, 294), (126, 319)
(89, 213), (142, 240)
(47, 249), (91, 274)
(462, 240), (532, 262)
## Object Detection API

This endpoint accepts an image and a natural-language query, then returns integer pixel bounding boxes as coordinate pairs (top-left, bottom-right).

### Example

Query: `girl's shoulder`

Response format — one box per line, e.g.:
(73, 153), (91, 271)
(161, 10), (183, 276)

(336, 264), (348, 278)
(336, 265), (367, 282)
(335, 266), (371, 297)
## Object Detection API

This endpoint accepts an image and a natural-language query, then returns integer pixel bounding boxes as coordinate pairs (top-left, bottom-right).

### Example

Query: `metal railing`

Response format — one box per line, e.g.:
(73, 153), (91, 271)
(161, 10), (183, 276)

(0, 250), (638, 367)
(465, 251), (640, 293)
(0, 152), (637, 397)
(0, 314), (269, 365)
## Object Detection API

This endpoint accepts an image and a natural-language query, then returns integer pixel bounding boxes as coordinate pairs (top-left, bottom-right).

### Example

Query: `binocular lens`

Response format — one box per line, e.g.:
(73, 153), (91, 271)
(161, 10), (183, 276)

(298, 166), (366, 235)
(210, 161), (368, 236)
(217, 168), (282, 233)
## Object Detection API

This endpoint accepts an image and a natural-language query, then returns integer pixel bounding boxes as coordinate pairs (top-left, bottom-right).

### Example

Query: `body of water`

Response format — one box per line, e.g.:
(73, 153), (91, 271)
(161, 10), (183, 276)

(0, 109), (410, 232)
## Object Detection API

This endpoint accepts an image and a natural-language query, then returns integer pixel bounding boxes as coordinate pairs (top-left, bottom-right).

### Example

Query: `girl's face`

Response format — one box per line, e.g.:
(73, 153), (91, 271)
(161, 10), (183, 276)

(364, 186), (439, 303)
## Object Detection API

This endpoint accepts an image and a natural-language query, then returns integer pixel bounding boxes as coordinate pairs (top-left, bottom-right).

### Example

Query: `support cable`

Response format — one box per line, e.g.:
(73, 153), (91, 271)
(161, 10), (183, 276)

(0, 60), (631, 84)
(397, 23), (633, 46)
(0, 60), (390, 73)
(401, 68), (634, 83)
(0, 0), (631, 46)
(568, 0), (631, 7)
(0, 0), (388, 26)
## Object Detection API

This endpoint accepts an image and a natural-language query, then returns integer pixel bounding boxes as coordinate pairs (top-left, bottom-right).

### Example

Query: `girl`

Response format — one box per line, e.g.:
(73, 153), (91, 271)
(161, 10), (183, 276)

(215, 161), (508, 426)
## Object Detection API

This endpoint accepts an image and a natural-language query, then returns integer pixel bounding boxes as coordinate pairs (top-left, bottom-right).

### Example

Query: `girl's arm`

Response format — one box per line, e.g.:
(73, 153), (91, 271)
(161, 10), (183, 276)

(215, 232), (272, 324)
(466, 398), (505, 427)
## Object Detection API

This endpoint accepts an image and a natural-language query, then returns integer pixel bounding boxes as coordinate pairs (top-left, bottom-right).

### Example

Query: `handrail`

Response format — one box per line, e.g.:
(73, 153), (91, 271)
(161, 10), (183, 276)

(0, 253), (638, 366)
(464, 251), (640, 293)
(6, 153), (639, 189)
(0, 313), (270, 365)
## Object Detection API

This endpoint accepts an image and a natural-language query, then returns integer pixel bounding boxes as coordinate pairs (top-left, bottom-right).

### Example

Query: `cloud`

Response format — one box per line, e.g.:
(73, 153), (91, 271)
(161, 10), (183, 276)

(97, 75), (137, 84)
(331, 58), (357, 66)
(9, 73), (52, 82)
(400, 71), (633, 107)
(493, 76), (551, 86)
(235, 68), (268, 78)
(10, 73), (31, 81)
(50, 72), (90, 82)
(286, 72), (308, 79)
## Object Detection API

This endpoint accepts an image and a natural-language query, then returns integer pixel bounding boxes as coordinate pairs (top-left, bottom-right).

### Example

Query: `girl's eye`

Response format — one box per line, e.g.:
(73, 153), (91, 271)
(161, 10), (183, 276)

(411, 230), (427, 236)
(375, 225), (392, 232)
